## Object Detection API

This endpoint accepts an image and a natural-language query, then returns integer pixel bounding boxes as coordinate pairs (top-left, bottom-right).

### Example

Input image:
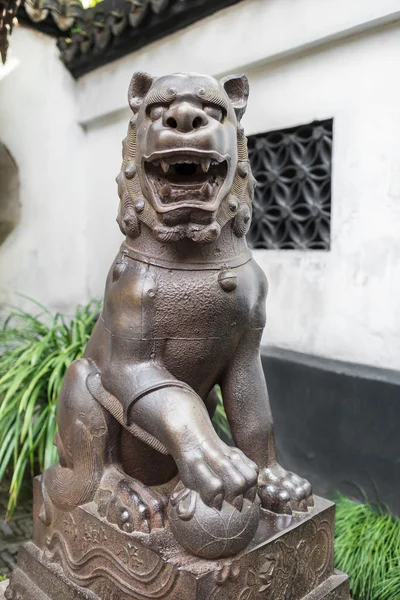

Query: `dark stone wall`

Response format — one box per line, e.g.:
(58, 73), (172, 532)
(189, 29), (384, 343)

(261, 347), (400, 514)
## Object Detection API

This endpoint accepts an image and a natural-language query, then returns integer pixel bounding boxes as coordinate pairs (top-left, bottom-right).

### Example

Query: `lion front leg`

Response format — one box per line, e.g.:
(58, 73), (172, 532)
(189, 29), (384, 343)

(221, 328), (313, 514)
(128, 382), (259, 511)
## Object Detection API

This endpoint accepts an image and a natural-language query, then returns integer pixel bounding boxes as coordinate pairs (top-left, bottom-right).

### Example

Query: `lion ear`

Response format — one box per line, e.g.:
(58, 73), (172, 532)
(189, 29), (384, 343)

(128, 72), (156, 113)
(220, 74), (249, 121)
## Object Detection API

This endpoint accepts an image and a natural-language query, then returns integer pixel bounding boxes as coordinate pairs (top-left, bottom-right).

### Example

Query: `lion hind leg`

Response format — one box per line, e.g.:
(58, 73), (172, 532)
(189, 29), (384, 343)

(40, 359), (109, 522)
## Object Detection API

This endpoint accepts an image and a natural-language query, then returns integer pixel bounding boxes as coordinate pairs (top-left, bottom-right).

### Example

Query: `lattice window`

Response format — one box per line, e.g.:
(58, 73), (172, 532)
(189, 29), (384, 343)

(247, 119), (333, 250)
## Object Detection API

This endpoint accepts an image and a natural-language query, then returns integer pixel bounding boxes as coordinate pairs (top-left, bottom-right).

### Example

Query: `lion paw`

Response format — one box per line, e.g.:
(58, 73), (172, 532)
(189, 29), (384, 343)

(258, 464), (313, 514)
(177, 440), (259, 511)
(96, 477), (165, 534)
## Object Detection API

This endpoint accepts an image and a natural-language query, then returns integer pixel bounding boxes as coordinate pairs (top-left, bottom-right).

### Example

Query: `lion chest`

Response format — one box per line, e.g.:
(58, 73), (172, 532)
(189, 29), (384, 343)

(155, 268), (249, 338)
(102, 256), (263, 390)
(106, 259), (257, 343)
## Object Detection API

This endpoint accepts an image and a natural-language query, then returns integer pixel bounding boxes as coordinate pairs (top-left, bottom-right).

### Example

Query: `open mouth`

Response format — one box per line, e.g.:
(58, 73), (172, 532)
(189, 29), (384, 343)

(143, 150), (228, 210)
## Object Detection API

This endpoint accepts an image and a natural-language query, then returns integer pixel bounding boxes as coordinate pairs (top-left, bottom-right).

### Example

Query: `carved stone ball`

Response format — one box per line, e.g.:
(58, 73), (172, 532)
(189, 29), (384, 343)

(167, 484), (260, 559)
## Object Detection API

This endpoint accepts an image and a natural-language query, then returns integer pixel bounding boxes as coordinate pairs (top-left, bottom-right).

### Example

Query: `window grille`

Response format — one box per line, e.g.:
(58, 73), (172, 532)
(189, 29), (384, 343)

(247, 119), (333, 250)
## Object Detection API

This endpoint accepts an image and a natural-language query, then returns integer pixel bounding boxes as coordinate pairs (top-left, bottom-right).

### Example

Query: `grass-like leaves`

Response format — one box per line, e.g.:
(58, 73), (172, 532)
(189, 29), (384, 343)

(0, 299), (100, 518)
(334, 493), (400, 600)
(212, 385), (232, 440)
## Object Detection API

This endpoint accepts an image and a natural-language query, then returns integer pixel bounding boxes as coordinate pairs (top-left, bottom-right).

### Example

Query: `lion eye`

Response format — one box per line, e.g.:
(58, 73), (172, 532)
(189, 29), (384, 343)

(204, 105), (224, 122)
(148, 104), (166, 121)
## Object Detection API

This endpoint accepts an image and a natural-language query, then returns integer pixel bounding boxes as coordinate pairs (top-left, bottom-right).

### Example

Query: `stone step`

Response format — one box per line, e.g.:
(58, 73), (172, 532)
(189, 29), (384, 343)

(303, 570), (351, 600)
(1, 571), (353, 600)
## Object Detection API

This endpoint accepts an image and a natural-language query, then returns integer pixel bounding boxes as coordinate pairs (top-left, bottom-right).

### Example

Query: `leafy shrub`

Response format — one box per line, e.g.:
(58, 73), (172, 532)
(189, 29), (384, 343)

(334, 493), (400, 600)
(212, 386), (232, 440)
(0, 299), (100, 517)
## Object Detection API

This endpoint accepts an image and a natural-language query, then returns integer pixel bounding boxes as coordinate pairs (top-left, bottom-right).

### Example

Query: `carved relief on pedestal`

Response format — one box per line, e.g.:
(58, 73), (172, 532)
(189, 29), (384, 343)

(210, 516), (333, 600)
(42, 507), (178, 600)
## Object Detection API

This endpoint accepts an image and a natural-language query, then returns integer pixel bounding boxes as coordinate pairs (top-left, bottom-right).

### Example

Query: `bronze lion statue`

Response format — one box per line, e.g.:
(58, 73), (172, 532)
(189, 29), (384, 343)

(41, 72), (312, 558)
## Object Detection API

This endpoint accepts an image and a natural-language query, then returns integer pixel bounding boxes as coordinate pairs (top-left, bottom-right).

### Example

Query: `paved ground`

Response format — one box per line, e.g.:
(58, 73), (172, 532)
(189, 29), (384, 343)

(0, 480), (33, 578)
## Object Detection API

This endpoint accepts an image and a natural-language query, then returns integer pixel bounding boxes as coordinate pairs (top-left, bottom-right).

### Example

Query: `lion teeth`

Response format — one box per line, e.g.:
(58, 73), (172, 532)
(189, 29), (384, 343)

(160, 184), (171, 198)
(161, 161), (170, 173)
(201, 159), (211, 173)
(200, 182), (212, 198)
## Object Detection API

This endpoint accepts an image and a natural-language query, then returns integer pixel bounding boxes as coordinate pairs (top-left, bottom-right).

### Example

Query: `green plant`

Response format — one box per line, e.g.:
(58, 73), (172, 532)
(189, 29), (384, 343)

(334, 493), (400, 600)
(212, 386), (231, 439)
(0, 299), (100, 518)
(375, 562), (400, 600)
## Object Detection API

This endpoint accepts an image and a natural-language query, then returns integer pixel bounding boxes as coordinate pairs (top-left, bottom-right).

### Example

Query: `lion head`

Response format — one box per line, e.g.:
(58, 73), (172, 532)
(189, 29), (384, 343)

(117, 72), (255, 244)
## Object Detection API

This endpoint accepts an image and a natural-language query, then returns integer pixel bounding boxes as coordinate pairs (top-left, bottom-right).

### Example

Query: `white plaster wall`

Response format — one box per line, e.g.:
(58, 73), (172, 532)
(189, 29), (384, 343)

(1, 0), (400, 371)
(0, 27), (87, 314)
(246, 24), (400, 371)
(78, 4), (400, 371)
(84, 113), (126, 298)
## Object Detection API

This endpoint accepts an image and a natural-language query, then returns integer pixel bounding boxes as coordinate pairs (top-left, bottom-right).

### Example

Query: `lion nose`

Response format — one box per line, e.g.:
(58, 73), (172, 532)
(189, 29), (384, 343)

(163, 103), (208, 133)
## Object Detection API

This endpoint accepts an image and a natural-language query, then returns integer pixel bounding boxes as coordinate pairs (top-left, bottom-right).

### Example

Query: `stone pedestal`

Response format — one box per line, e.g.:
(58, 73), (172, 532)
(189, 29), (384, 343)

(5, 478), (350, 600)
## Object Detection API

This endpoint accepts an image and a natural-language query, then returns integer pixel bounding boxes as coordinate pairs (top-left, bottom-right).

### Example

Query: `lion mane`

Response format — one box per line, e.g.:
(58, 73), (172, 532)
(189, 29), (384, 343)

(115, 77), (256, 244)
